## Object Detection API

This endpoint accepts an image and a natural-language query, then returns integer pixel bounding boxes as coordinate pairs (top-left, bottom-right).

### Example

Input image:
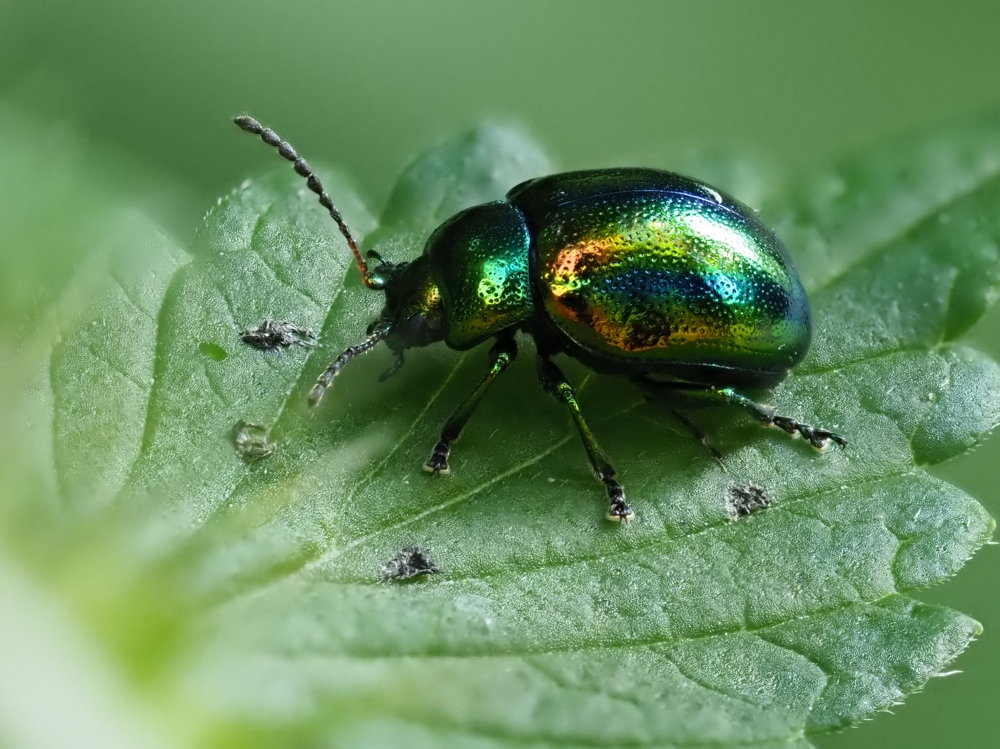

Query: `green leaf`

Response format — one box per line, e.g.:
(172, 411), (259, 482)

(4, 117), (1000, 749)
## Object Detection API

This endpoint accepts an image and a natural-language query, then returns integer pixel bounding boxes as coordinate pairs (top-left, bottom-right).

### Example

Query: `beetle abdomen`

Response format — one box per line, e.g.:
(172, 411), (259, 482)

(511, 170), (810, 382)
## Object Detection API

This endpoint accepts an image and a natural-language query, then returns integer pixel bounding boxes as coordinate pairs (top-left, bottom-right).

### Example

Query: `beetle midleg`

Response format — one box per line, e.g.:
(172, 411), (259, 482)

(424, 336), (517, 475)
(641, 380), (847, 449)
(665, 405), (724, 464)
(537, 356), (634, 523)
(629, 377), (724, 461)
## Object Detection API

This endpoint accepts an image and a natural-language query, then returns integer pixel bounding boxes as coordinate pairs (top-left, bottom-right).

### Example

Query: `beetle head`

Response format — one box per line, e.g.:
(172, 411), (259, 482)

(367, 252), (446, 353)
(235, 116), (446, 403)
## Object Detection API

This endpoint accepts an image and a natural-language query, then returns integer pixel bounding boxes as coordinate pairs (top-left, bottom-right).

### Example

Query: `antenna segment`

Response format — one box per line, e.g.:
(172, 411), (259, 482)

(234, 115), (379, 288)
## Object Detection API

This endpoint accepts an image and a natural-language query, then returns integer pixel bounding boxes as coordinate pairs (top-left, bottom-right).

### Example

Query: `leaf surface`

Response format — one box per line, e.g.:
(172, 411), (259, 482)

(5, 118), (1000, 749)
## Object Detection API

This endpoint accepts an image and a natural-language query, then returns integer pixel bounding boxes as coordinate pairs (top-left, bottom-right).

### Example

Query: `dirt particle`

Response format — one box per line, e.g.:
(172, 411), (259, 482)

(726, 483), (772, 519)
(380, 546), (441, 581)
(239, 319), (316, 351)
(232, 419), (276, 459)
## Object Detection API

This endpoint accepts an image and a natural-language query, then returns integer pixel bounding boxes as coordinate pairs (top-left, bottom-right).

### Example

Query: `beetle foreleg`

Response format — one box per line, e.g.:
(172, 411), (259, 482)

(424, 336), (517, 475)
(537, 356), (634, 523)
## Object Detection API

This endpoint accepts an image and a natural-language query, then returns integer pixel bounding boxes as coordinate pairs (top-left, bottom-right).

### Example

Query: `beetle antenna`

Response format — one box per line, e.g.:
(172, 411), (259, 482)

(308, 325), (393, 407)
(234, 115), (380, 289)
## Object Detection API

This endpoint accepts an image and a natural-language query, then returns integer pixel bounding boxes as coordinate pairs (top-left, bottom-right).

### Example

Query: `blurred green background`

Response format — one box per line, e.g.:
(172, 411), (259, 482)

(2, 1), (998, 746)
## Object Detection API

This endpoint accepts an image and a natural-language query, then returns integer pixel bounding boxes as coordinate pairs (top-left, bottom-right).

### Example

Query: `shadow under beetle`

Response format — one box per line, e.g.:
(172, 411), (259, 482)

(235, 116), (846, 523)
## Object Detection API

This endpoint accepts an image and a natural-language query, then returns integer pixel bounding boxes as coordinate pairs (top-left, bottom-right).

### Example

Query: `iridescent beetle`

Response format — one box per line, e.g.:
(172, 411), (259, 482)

(235, 116), (846, 522)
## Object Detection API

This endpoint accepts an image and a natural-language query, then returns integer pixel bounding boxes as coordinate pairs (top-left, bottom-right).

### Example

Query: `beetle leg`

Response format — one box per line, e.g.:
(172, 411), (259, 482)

(424, 336), (517, 475)
(712, 387), (848, 448)
(665, 405), (725, 465)
(642, 380), (847, 449)
(308, 325), (393, 407)
(631, 378), (723, 463)
(537, 357), (634, 523)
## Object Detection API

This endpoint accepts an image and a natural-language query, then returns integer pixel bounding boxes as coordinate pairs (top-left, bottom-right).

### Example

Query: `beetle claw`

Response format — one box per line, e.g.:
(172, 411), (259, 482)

(771, 416), (847, 450)
(606, 501), (635, 524)
(820, 430), (849, 448)
(603, 478), (634, 524)
(424, 442), (451, 475)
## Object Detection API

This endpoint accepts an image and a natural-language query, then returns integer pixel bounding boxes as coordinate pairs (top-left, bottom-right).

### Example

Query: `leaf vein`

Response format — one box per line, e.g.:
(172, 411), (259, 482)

(808, 166), (1000, 297)
(117, 262), (191, 497)
(396, 472), (909, 586)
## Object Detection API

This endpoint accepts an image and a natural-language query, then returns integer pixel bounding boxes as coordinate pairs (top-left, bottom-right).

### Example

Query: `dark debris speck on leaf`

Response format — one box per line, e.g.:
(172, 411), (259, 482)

(726, 483), (773, 519)
(380, 546), (441, 581)
(239, 319), (317, 351)
(232, 419), (276, 459)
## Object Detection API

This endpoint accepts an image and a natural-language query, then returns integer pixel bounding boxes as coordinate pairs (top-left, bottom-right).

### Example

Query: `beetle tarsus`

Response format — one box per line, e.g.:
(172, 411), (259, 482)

(770, 415), (847, 449)
(307, 379), (331, 408)
(424, 442), (451, 475)
(604, 477), (634, 523)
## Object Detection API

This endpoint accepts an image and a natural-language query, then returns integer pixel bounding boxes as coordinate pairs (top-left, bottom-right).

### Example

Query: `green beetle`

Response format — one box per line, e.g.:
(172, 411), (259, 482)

(236, 116), (845, 522)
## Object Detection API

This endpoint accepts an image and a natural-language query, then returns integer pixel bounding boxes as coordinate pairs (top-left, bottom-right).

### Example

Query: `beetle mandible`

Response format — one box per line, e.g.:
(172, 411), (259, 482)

(234, 116), (846, 523)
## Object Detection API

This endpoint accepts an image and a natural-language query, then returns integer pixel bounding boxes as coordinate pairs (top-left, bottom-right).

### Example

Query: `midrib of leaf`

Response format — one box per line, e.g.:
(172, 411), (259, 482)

(357, 471), (910, 588)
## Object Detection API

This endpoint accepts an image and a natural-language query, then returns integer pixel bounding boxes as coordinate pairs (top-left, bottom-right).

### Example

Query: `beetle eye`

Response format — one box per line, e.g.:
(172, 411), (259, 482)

(366, 274), (388, 290)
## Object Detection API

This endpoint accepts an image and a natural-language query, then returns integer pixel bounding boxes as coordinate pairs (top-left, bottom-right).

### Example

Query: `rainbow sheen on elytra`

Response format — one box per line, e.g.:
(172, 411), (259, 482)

(513, 169), (810, 386)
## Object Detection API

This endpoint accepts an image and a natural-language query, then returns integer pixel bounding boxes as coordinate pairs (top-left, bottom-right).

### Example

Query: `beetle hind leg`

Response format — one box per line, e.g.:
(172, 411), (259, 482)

(424, 336), (517, 475)
(537, 356), (634, 523)
(640, 379), (847, 450)
(712, 387), (847, 449)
